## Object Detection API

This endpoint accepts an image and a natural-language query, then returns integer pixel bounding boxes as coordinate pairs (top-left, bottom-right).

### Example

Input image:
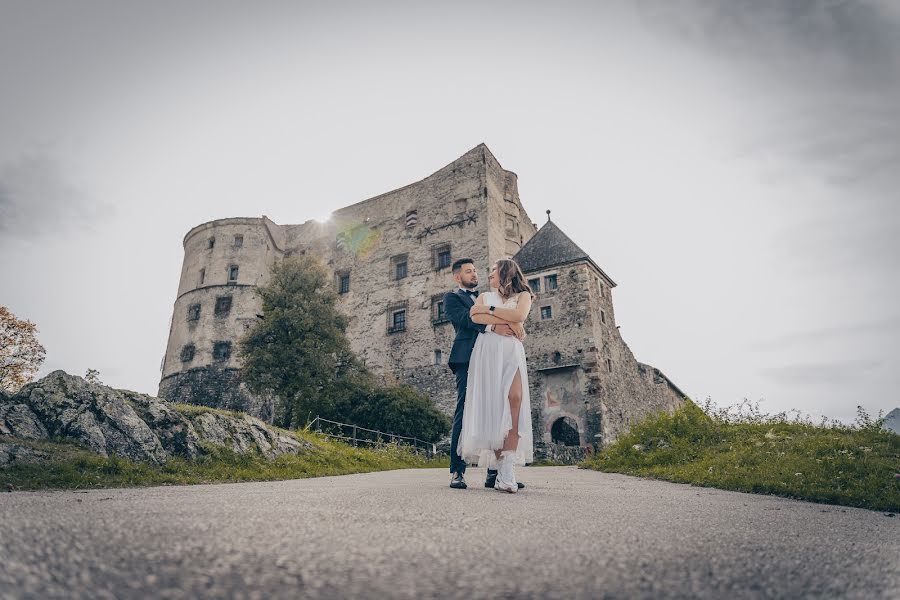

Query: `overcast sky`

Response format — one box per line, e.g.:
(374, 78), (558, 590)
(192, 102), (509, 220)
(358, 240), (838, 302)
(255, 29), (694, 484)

(1, 0), (898, 423)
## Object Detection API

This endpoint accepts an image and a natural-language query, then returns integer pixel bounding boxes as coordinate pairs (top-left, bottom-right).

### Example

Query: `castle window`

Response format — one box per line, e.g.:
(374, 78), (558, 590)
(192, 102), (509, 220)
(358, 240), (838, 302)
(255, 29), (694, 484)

(505, 216), (518, 234)
(553, 351), (562, 364)
(607, 358), (613, 373)
(545, 274), (558, 290)
(187, 303), (201, 322)
(433, 243), (451, 270)
(601, 309), (606, 324)
(387, 300), (408, 334)
(337, 271), (350, 294)
(215, 296), (232, 317)
(199, 268), (205, 285)
(207, 237), (215, 249)
(389, 310), (407, 333)
(434, 349), (442, 365)
(540, 306), (553, 320)
(180, 344), (195, 362)
(233, 235), (243, 248)
(213, 341), (232, 361)
(528, 278), (540, 293)
(406, 210), (418, 228)
(598, 280), (604, 297)
(391, 254), (408, 280)
(228, 265), (239, 283)
(431, 294), (449, 325)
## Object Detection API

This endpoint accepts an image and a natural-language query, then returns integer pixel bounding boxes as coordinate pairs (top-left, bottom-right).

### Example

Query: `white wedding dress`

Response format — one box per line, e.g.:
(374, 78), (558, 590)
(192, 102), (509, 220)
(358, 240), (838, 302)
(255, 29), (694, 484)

(458, 291), (534, 467)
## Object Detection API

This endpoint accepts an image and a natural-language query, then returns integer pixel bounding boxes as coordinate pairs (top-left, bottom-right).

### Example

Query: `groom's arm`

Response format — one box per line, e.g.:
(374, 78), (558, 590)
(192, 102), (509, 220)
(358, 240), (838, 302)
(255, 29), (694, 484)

(444, 293), (487, 334)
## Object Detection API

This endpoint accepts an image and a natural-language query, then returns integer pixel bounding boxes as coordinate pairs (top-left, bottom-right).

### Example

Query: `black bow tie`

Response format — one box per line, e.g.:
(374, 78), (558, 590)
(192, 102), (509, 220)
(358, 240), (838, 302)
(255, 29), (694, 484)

(463, 289), (479, 297)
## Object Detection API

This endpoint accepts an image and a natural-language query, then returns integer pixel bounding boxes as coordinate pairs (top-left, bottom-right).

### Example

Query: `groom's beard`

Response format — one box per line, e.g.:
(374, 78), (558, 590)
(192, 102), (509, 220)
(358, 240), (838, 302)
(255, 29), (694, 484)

(463, 282), (478, 289)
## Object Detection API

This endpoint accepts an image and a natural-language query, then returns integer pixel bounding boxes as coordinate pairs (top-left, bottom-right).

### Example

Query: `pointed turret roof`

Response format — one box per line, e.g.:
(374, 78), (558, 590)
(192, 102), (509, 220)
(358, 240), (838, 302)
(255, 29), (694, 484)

(512, 218), (616, 286)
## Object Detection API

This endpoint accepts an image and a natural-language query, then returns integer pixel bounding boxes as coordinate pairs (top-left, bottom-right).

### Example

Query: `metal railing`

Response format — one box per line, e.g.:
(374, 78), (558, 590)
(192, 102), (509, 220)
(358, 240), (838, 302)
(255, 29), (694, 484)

(304, 417), (439, 456)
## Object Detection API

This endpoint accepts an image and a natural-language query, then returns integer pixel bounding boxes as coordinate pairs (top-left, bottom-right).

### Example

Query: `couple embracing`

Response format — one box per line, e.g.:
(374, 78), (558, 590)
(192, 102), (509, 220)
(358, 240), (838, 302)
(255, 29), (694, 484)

(443, 258), (534, 494)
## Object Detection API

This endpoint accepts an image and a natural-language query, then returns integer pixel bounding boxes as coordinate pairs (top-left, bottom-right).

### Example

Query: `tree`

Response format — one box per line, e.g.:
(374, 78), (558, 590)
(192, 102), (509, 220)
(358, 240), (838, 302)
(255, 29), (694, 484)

(350, 385), (450, 443)
(84, 368), (102, 385)
(239, 256), (368, 428)
(239, 256), (451, 442)
(0, 306), (46, 393)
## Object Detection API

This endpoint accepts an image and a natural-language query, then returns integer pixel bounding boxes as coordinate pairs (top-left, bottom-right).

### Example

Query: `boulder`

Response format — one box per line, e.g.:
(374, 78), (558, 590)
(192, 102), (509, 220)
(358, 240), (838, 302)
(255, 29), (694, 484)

(0, 371), (311, 468)
(0, 442), (50, 467)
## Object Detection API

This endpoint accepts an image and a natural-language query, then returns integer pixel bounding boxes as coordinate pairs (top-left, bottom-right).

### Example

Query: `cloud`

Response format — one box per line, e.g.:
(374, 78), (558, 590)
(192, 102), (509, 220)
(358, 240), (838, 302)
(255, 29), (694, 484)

(0, 152), (112, 240)
(748, 315), (900, 350)
(758, 358), (882, 386)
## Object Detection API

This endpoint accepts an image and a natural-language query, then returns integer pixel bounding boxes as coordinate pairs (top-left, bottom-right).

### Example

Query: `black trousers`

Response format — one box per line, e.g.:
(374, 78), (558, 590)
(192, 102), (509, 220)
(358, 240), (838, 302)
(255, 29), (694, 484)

(449, 364), (469, 474)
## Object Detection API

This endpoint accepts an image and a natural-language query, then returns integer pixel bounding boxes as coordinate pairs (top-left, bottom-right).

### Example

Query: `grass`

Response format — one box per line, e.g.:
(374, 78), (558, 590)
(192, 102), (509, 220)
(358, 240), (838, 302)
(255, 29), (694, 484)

(581, 401), (900, 512)
(2, 405), (449, 491)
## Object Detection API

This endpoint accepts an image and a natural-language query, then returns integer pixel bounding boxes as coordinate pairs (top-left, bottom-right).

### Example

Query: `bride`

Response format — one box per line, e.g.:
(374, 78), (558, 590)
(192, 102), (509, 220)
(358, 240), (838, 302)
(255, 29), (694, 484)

(458, 258), (534, 493)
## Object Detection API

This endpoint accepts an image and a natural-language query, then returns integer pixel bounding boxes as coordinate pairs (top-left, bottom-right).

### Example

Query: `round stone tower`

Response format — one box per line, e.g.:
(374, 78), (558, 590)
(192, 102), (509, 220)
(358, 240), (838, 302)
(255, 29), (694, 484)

(158, 216), (285, 420)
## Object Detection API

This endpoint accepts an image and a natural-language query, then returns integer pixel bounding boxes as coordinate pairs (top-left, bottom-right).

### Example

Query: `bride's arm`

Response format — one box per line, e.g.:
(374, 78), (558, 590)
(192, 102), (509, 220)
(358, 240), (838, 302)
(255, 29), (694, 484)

(468, 295), (508, 325)
(471, 292), (533, 323)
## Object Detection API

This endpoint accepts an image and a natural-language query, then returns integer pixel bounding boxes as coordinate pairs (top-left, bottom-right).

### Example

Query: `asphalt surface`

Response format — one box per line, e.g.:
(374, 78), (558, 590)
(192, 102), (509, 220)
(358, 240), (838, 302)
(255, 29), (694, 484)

(1, 467), (898, 599)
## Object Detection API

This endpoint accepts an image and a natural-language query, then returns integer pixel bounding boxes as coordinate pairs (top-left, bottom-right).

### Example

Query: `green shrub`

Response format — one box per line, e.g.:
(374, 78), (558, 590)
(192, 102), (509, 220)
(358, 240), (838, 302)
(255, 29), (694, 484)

(583, 401), (900, 512)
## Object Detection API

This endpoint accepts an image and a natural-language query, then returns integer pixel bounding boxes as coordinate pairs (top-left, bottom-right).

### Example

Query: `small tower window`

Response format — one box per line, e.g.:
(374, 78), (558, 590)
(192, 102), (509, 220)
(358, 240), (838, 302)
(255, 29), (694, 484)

(607, 358), (613, 373)
(187, 303), (201, 322)
(545, 274), (558, 290)
(406, 210), (418, 228)
(387, 301), (409, 334)
(433, 243), (452, 270)
(390, 310), (407, 333)
(601, 310), (606, 324)
(391, 254), (408, 281)
(540, 306), (553, 320)
(180, 344), (195, 362)
(528, 278), (540, 293)
(434, 349), (442, 365)
(228, 265), (239, 283)
(215, 296), (232, 317)
(338, 272), (350, 294)
(207, 237), (215, 249)
(432, 295), (449, 325)
(199, 268), (206, 285)
(233, 234), (243, 248)
(598, 281), (604, 297)
(213, 341), (232, 361)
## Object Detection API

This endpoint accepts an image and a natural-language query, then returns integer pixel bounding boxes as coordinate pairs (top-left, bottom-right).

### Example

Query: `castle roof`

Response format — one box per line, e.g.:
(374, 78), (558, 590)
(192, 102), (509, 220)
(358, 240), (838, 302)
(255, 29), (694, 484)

(512, 219), (617, 287)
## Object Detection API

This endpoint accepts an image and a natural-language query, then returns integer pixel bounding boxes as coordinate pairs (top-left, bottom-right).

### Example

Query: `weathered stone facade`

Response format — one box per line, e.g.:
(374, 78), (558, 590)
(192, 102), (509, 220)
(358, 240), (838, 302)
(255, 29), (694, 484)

(158, 144), (684, 456)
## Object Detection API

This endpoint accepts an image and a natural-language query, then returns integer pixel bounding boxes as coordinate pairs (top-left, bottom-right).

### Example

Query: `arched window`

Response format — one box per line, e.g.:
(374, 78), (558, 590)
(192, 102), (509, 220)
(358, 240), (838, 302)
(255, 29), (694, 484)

(551, 416), (580, 446)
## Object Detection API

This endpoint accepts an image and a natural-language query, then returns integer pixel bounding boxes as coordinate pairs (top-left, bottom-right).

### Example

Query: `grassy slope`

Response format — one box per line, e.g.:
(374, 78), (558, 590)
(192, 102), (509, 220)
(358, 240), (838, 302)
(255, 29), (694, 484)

(581, 402), (900, 512)
(2, 405), (448, 491)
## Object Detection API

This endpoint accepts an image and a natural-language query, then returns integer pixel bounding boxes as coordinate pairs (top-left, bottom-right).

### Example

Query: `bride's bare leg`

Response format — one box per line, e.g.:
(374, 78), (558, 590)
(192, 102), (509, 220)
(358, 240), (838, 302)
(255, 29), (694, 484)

(502, 369), (523, 452)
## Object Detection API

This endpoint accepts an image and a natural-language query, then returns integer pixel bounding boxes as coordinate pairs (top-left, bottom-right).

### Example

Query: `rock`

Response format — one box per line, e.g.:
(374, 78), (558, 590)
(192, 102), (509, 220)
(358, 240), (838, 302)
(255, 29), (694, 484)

(188, 411), (310, 458)
(1, 370), (311, 468)
(15, 371), (168, 465)
(0, 403), (48, 439)
(0, 442), (51, 467)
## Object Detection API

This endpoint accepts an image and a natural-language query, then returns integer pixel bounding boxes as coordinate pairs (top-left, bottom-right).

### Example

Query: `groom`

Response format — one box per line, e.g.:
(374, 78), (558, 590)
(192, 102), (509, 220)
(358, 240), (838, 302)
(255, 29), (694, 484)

(444, 258), (525, 490)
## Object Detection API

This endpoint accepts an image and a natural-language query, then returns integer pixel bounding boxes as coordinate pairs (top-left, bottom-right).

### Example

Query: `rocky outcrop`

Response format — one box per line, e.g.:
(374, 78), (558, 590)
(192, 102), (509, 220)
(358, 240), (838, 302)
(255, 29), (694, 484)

(0, 371), (311, 467)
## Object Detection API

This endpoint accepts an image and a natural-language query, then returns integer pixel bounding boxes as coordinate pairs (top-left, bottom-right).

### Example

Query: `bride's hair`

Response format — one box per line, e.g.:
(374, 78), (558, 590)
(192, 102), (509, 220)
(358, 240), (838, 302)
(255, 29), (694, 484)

(494, 259), (534, 300)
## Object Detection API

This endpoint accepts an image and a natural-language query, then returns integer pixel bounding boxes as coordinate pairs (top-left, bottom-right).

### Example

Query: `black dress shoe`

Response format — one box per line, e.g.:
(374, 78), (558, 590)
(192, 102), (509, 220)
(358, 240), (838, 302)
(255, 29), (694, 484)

(449, 472), (467, 489)
(485, 469), (525, 489)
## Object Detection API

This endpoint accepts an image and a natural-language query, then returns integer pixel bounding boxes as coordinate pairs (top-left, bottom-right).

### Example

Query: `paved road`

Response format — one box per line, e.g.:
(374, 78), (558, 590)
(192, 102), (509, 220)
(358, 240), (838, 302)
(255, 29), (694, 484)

(1, 467), (898, 599)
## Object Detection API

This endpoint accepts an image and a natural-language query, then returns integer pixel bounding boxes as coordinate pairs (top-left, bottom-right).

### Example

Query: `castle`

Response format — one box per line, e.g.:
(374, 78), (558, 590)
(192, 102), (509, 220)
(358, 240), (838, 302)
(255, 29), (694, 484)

(158, 144), (685, 458)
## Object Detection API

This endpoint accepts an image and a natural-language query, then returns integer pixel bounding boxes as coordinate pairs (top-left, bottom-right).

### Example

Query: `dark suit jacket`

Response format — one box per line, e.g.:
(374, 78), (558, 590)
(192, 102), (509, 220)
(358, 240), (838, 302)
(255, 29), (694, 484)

(444, 289), (487, 371)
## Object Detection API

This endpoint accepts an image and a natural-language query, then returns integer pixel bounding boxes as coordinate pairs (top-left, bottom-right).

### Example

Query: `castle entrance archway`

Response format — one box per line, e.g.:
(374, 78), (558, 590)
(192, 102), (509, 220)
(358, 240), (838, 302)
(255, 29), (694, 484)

(551, 416), (580, 446)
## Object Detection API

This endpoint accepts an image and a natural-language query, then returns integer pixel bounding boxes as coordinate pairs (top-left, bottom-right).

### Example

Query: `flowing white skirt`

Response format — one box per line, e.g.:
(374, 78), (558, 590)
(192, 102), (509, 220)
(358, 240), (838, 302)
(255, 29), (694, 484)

(458, 330), (534, 467)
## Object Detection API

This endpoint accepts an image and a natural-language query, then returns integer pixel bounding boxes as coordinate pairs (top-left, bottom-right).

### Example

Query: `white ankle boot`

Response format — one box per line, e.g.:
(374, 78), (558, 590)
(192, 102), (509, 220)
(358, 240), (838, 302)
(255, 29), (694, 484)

(494, 452), (518, 494)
